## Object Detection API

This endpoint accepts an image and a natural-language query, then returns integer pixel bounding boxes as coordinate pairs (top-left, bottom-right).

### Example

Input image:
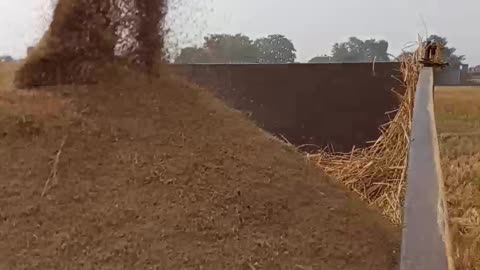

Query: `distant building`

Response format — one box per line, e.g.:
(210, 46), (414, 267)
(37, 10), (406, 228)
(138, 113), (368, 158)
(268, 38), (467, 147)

(436, 64), (469, 86)
(469, 65), (480, 73)
(468, 65), (480, 85)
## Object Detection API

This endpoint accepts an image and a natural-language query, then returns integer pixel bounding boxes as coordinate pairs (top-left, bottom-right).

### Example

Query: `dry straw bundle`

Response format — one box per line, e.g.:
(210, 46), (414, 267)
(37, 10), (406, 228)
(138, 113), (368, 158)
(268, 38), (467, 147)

(309, 45), (424, 224)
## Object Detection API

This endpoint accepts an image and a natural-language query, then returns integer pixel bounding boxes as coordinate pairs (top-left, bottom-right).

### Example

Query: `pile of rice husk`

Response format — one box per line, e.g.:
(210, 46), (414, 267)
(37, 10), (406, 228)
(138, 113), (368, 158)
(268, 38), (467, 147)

(309, 46), (423, 224)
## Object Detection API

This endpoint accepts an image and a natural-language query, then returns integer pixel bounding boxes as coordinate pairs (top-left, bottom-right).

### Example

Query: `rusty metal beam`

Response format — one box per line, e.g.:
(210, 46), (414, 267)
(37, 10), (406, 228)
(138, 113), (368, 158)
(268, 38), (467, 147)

(400, 67), (454, 270)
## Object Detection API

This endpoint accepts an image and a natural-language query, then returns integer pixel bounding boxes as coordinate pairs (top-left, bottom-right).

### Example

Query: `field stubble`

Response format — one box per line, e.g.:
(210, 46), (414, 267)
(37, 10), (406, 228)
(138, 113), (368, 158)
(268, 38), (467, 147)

(435, 87), (480, 269)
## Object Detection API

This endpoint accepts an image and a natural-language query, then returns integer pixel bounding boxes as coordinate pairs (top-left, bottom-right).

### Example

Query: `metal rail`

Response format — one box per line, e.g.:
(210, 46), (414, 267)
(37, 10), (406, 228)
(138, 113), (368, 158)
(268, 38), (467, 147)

(400, 67), (454, 270)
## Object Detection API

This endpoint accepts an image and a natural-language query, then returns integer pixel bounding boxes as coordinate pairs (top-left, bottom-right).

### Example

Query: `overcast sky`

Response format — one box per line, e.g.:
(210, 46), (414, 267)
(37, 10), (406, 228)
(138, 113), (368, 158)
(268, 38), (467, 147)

(1, 0), (479, 64)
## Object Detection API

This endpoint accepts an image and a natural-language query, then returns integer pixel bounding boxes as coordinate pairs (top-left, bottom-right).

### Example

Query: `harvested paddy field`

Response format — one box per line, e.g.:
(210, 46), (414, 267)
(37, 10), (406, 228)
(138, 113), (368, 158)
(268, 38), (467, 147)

(435, 86), (480, 269)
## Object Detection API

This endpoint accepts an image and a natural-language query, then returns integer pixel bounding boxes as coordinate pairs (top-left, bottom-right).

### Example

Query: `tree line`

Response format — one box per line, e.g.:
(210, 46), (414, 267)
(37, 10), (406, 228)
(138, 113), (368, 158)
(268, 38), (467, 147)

(0, 55), (15, 63)
(175, 34), (297, 64)
(174, 34), (466, 67)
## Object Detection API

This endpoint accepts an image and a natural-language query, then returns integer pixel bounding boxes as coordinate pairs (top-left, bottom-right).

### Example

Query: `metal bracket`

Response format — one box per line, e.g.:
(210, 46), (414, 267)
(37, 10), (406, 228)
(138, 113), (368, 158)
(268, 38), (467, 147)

(419, 41), (449, 68)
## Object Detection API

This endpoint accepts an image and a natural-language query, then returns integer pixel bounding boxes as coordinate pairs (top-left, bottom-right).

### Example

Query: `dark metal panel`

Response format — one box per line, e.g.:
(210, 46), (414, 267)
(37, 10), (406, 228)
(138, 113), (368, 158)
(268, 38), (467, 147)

(170, 62), (403, 152)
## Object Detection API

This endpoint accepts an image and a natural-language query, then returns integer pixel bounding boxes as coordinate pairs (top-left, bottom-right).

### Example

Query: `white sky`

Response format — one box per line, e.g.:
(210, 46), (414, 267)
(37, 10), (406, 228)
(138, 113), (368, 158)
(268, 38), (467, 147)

(1, 0), (479, 64)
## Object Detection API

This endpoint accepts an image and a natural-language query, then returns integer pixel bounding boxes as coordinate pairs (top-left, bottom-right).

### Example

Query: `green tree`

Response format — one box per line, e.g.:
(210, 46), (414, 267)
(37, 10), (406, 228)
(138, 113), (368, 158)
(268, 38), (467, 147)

(308, 55), (333, 63)
(204, 34), (259, 63)
(174, 34), (259, 63)
(0, 55), (14, 62)
(396, 51), (414, 62)
(254, 34), (296, 64)
(426, 35), (465, 67)
(174, 33), (299, 64)
(174, 47), (210, 63)
(331, 37), (390, 62)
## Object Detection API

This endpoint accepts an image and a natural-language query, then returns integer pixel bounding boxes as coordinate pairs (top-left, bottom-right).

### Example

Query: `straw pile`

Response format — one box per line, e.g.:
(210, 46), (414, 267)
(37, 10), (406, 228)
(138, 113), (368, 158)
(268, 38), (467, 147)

(309, 46), (424, 224)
